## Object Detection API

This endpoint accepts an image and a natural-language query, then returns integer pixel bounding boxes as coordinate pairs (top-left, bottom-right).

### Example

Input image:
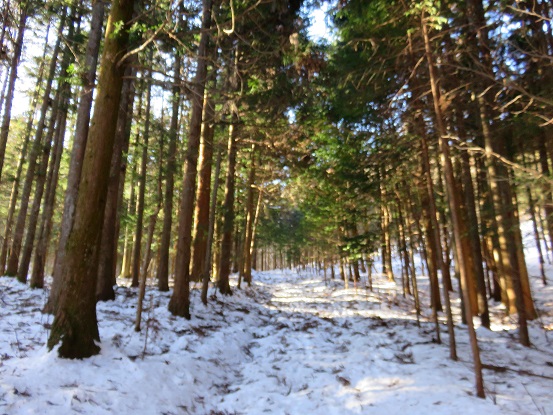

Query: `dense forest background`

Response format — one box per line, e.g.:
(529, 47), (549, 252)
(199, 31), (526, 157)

(1, 0), (552, 400)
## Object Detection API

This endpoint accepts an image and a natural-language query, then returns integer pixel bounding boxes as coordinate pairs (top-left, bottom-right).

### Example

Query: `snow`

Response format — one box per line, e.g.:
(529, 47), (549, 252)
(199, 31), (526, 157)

(1, 239), (553, 414)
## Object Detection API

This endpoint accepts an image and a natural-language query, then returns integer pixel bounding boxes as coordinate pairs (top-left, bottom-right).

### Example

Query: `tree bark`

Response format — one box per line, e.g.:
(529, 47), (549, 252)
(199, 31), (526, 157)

(131, 76), (153, 288)
(422, 14), (484, 397)
(191, 75), (217, 283)
(96, 64), (136, 301)
(239, 145), (257, 287)
(47, 0), (136, 358)
(45, 1), (104, 312)
(217, 122), (238, 296)
(168, 0), (213, 318)
(201, 145), (223, 304)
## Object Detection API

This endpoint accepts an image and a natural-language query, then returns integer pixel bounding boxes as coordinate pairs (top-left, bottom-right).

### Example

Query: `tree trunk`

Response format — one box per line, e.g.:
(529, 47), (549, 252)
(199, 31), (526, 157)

(120, 161), (137, 280)
(96, 64), (136, 301)
(191, 73), (217, 282)
(29, 89), (69, 288)
(18, 11), (80, 283)
(168, 0), (213, 318)
(217, 122), (238, 296)
(47, 0), (136, 358)
(16, 97), (59, 283)
(201, 145), (223, 304)
(157, 53), (182, 292)
(0, 22), (51, 274)
(131, 77), (153, 288)
(380, 181), (394, 281)
(5, 10), (66, 277)
(239, 145), (257, 287)
(422, 14), (484, 397)
(45, 1), (104, 312)
(0, 7), (27, 182)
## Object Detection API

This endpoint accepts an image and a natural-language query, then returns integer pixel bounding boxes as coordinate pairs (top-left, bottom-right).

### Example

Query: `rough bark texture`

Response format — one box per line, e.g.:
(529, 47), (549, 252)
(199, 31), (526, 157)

(168, 0), (213, 318)
(217, 123), (238, 296)
(191, 84), (216, 282)
(96, 65), (135, 301)
(46, 1), (104, 312)
(47, 0), (136, 358)
(423, 16), (484, 397)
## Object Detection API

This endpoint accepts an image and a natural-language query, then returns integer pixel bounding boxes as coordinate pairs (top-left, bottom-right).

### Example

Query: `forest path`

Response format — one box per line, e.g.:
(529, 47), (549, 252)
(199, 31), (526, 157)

(197, 270), (506, 415)
(0, 270), (551, 414)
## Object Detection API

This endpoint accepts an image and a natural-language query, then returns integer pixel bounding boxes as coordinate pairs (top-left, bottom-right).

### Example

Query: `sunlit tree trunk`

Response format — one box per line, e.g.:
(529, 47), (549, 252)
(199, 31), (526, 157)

(191, 75), (217, 283)
(422, 14), (483, 397)
(47, 0), (137, 358)
(168, 0), (213, 318)
(217, 121), (238, 296)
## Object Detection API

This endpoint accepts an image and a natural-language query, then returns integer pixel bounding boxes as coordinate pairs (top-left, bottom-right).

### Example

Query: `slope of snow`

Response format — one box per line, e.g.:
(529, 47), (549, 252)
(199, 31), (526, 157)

(1, 245), (553, 414)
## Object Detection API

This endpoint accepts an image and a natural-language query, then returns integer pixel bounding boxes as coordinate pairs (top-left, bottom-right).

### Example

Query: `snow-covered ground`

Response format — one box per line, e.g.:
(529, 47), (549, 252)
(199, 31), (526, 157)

(1, 240), (553, 414)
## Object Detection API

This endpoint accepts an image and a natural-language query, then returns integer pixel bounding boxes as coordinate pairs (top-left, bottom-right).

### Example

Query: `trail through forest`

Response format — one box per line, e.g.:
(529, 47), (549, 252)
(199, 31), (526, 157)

(1, 254), (553, 414)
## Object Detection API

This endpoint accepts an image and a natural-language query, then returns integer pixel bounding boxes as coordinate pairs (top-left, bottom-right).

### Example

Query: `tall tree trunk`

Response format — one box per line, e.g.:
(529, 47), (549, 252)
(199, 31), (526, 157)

(29, 88), (69, 288)
(5, 9), (66, 277)
(217, 122), (238, 296)
(466, 0), (535, 346)
(168, 0), (213, 318)
(157, 53), (182, 292)
(120, 161), (138, 280)
(247, 184), (263, 281)
(17, 10), (80, 283)
(131, 77), (153, 288)
(45, 1), (104, 312)
(422, 14), (484, 397)
(96, 64), (136, 301)
(135, 173), (162, 331)
(191, 72), (217, 282)
(16, 95), (60, 283)
(201, 145), (223, 304)
(239, 145), (256, 287)
(47, 0), (136, 358)
(458, 132), (490, 328)
(0, 7), (26, 182)
(380, 179), (394, 281)
(0, 22), (51, 274)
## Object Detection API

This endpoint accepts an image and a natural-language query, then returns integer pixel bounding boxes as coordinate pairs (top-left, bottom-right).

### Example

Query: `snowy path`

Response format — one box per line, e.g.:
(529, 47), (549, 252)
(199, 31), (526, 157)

(1, 269), (553, 414)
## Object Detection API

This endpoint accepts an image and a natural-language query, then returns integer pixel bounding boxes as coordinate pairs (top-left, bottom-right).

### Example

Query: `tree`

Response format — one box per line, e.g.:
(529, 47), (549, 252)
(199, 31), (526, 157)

(47, 0), (137, 358)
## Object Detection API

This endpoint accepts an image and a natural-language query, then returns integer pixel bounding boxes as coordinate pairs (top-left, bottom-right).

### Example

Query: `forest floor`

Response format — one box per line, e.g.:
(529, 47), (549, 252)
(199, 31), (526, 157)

(1, 245), (553, 414)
